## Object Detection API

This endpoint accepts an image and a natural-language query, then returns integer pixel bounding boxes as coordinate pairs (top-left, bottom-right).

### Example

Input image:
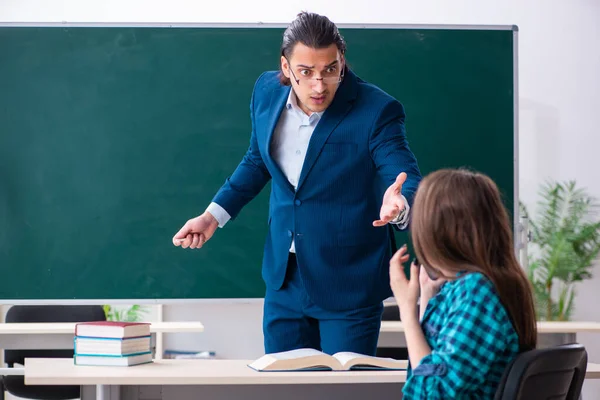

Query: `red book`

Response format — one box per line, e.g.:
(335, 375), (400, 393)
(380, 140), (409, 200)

(75, 321), (151, 339)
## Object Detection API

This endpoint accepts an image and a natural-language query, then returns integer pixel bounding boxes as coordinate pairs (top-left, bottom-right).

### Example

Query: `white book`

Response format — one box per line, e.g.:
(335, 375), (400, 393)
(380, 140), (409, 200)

(248, 348), (407, 371)
(74, 352), (153, 367)
(75, 336), (151, 356)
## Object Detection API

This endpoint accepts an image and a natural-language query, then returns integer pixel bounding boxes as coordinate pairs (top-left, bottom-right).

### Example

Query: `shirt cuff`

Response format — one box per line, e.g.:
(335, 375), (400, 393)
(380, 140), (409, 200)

(412, 353), (448, 377)
(390, 195), (410, 228)
(206, 202), (231, 228)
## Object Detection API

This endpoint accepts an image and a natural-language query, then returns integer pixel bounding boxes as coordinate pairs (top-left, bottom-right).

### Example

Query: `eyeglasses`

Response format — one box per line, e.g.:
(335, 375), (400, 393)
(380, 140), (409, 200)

(287, 60), (344, 87)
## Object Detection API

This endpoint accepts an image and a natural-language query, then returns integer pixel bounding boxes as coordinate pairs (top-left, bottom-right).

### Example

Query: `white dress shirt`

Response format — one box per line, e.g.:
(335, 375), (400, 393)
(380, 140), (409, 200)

(207, 89), (409, 252)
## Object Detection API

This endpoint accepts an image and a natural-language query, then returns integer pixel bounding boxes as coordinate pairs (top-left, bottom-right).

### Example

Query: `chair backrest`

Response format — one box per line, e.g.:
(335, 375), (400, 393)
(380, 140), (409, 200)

(381, 304), (400, 321)
(376, 304), (408, 360)
(494, 343), (587, 400)
(4, 305), (106, 366)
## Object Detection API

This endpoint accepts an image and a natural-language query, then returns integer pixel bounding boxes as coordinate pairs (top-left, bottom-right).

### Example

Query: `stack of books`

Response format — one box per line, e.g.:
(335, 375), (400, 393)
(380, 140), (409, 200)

(74, 321), (153, 366)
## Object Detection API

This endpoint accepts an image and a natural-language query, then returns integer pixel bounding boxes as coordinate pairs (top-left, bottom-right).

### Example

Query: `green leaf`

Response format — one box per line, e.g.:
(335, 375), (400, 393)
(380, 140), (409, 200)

(523, 179), (600, 321)
(102, 305), (150, 322)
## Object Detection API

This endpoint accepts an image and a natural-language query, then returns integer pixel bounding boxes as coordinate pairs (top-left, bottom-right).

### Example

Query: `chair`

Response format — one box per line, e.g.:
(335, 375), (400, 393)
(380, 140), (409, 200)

(1, 305), (106, 400)
(376, 304), (409, 360)
(494, 343), (587, 400)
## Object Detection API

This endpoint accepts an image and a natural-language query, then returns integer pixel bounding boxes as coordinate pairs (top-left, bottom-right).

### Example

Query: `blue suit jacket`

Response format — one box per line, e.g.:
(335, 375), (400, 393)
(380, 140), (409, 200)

(213, 69), (422, 311)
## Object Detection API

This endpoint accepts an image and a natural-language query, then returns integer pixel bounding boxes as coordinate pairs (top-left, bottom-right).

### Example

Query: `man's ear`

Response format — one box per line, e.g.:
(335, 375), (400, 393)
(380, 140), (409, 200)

(281, 56), (290, 78)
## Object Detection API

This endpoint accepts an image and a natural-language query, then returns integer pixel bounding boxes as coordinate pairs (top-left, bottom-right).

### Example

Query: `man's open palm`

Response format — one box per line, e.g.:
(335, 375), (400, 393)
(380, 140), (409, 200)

(373, 172), (407, 227)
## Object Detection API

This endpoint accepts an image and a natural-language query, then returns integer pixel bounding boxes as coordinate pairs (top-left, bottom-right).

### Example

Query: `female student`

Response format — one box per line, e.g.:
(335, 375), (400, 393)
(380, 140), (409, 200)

(390, 169), (537, 399)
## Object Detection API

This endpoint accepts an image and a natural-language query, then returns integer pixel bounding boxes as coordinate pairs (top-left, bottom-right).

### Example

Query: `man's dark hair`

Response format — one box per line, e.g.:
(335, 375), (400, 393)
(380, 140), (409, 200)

(279, 12), (347, 86)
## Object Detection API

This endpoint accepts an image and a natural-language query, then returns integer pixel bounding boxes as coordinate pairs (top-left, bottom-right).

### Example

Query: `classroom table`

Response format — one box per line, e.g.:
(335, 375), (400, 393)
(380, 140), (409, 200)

(23, 358), (600, 400)
(0, 321), (204, 350)
(379, 321), (600, 348)
(0, 322), (204, 378)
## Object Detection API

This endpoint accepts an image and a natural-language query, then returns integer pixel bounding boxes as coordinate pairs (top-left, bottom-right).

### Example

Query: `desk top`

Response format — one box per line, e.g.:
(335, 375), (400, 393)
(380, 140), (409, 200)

(0, 321), (204, 334)
(24, 358), (409, 385)
(380, 321), (600, 334)
(24, 359), (600, 385)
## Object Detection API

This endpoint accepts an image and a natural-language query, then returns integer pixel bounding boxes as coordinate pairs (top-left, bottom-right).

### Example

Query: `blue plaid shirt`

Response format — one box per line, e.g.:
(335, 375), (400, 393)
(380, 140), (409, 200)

(402, 272), (520, 399)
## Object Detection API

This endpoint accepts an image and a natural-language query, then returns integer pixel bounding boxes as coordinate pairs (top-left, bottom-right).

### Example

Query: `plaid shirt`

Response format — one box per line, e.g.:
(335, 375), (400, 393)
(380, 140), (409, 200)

(402, 272), (519, 399)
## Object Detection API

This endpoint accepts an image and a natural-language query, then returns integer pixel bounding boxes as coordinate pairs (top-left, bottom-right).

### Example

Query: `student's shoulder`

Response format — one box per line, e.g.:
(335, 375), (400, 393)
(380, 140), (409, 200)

(448, 271), (500, 305)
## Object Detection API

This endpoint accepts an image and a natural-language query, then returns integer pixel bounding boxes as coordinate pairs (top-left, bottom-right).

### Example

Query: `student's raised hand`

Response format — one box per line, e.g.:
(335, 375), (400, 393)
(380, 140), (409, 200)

(389, 244), (420, 313)
(172, 212), (219, 249)
(373, 172), (407, 227)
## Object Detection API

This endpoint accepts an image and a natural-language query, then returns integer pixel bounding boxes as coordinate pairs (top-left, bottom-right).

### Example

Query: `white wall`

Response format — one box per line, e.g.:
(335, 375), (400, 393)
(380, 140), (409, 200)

(2, 0), (600, 397)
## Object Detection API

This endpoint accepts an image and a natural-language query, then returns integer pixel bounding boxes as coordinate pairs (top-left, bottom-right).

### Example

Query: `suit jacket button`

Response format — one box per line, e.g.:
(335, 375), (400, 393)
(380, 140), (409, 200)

(287, 230), (293, 237)
(294, 199), (302, 206)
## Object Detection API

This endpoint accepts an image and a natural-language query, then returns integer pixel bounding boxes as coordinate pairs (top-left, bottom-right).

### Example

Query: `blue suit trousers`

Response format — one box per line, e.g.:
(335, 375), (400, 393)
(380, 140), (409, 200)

(263, 253), (384, 355)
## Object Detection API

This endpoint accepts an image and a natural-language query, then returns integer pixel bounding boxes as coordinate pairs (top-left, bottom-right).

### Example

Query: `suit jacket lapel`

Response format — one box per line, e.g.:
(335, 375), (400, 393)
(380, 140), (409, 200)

(296, 69), (358, 191)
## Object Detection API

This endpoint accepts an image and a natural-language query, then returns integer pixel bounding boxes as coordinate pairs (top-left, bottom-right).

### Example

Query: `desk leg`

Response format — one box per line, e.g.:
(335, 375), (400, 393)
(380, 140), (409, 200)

(97, 384), (107, 400)
(95, 384), (121, 400)
(82, 384), (121, 400)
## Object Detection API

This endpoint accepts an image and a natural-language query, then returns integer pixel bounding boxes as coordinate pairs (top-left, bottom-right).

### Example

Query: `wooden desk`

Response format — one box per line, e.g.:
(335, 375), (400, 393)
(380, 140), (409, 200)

(25, 358), (408, 385)
(27, 358), (404, 400)
(23, 358), (600, 400)
(380, 321), (600, 333)
(0, 321), (206, 386)
(0, 321), (204, 334)
(0, 321), (204, 350)
(380, 320), (600, 348)
(535, 321), (600, 334)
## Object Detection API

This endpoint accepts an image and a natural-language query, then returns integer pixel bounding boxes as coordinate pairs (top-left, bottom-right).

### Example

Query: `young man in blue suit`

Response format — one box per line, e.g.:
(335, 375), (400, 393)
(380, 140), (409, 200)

(173, 12), (422, 356)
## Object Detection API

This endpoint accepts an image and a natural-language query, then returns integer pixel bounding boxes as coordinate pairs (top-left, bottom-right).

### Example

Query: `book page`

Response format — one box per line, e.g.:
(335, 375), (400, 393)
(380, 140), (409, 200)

(332, 352), (369, 367)
(268, 348), (326, 360)
(249, 348), (341, 371)
(333, 352), (407, 370)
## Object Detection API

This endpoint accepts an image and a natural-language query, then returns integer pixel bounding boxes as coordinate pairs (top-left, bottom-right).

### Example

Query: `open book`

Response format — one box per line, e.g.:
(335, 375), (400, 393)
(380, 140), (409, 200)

(248, 348), (407, 371)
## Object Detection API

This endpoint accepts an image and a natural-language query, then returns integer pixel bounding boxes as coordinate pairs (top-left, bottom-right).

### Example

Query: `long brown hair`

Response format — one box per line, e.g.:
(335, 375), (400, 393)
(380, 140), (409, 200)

(411, 168), (537, 351)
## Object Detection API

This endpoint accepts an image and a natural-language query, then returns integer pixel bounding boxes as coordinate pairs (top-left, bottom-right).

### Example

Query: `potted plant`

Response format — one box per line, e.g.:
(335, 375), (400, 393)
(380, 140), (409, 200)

(521, 180), (600, 321)
(102, 304), (149, 322)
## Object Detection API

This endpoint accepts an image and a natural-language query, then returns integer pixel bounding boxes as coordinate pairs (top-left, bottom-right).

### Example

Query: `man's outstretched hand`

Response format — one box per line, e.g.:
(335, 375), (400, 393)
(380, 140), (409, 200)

(373, 172), (407, 227)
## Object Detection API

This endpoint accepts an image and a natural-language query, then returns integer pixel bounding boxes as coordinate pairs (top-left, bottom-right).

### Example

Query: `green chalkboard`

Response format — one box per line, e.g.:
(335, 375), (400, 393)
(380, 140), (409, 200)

(0, 25), (516, 300)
